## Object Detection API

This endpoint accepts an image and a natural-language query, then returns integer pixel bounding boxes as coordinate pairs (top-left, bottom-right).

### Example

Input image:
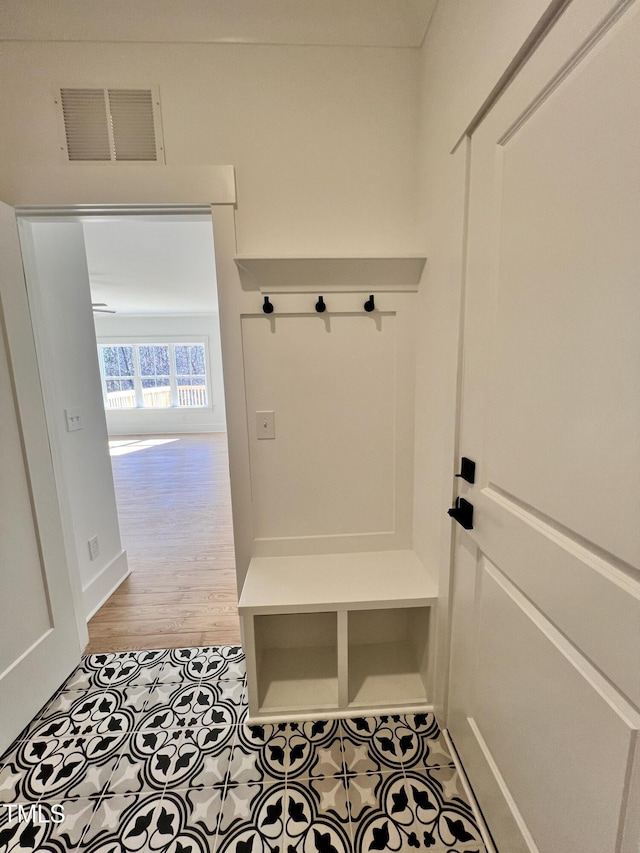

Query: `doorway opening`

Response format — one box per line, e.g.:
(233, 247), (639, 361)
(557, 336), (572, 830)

(92, 432), (238, 652)
(17, 210), (240, 654)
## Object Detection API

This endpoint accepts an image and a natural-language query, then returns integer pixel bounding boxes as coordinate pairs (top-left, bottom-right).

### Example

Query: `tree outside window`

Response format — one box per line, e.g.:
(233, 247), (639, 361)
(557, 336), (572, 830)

(101, 345), (135, 408)
(98, 343), (209, 410)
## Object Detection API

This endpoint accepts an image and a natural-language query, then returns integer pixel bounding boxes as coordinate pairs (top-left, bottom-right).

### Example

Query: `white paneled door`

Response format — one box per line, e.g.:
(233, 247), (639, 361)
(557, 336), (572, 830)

(447, 2), (640, 852)
(0, 202), (81, 752)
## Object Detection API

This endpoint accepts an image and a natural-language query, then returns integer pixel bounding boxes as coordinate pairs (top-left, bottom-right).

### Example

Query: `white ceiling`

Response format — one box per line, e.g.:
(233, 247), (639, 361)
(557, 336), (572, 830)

(84, 216), (219, 315)
(0, 0), (437, 48)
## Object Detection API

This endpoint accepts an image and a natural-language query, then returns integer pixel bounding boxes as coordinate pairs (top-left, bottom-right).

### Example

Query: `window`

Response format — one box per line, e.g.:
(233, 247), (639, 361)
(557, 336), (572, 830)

(175, 344), (208, 407)
(98, 343), (209, 410)
(139, 345), (171, 408)
(101, 345), (135, 406)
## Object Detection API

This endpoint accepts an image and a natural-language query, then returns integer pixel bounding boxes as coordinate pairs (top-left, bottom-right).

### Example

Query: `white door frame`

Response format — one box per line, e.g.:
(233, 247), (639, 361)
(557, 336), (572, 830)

(11, 194), (252, 649)
(0, 202), (83, 751)
(433, 0), (581, 723)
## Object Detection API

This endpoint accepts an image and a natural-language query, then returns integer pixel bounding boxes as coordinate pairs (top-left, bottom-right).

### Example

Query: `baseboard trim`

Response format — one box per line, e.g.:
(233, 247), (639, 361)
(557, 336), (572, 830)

(83, 549), (130, 621)
(442, 728), (500, 853)
(106, 424), (226, 436)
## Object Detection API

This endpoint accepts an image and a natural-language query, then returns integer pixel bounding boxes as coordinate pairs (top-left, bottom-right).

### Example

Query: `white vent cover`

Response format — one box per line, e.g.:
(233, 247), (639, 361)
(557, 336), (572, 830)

(58, 88), (163, 162)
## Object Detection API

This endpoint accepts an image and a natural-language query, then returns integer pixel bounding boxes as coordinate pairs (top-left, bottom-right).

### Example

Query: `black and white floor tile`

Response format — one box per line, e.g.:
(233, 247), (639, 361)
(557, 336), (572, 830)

(0, 647), (488, 852)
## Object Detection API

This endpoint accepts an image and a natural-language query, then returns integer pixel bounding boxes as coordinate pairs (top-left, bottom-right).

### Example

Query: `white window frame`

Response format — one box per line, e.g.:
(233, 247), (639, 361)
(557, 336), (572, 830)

(97, 337), (212, 411)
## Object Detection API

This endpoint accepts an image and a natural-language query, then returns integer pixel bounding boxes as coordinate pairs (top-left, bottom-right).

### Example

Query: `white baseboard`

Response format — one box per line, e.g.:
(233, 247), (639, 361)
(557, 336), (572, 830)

(443, 728), (499, 853)
(83, 549), (130, 621)
(107, 423), (226, 436)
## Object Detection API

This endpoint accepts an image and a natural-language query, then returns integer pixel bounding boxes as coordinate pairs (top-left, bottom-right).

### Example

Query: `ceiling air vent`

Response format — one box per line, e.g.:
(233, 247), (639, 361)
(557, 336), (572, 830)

(58, 88), (163, 162)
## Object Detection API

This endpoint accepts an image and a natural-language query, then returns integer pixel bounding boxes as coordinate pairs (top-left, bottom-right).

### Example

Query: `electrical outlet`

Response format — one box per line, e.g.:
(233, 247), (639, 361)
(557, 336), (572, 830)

(88, 536), (99, 561)
(256, 411), (275, 440)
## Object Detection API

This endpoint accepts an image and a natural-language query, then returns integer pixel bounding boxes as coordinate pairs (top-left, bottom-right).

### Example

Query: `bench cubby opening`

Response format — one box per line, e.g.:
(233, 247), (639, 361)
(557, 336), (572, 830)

(254, 611), (338, 713)
(347, 607), (430, 707)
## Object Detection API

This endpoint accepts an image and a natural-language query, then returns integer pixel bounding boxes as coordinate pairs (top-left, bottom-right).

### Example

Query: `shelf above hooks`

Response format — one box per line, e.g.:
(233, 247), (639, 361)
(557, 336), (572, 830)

(234, 255), (427, 294)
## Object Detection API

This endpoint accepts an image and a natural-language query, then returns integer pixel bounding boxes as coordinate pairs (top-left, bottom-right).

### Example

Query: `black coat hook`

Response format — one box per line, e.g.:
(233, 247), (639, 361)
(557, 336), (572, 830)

(364, 294), (375, 312)
(262, 296), (274, 314)
(315, 295), (326, 313)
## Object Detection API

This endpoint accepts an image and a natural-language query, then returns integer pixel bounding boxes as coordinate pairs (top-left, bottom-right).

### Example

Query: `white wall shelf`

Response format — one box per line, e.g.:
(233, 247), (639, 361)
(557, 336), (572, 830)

(239, 550), (437, 721)
(234, 255), (427, 293)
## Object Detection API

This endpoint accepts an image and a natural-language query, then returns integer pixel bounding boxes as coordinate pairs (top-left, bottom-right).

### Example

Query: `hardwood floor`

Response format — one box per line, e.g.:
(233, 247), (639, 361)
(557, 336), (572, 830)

(86, 434), (241, 654)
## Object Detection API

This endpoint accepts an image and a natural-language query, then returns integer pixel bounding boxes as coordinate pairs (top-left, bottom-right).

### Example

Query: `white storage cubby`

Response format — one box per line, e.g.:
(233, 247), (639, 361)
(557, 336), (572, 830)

(348, 607), (429, 708)
(239, 550), (437, 721)
(254, 612), (338, 714)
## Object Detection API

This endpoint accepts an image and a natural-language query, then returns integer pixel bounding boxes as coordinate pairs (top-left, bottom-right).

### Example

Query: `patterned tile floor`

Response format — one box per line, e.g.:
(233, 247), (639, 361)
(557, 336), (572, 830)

(0, 647), (487, 852)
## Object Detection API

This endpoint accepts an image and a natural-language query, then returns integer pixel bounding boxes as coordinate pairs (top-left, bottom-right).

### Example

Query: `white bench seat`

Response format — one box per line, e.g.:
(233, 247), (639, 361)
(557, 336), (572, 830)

(239, 550), (438, 721)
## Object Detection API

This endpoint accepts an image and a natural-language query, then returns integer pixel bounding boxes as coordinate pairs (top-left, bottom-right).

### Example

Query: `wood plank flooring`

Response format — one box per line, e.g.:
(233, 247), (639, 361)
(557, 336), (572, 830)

(86, 434), (241, 654)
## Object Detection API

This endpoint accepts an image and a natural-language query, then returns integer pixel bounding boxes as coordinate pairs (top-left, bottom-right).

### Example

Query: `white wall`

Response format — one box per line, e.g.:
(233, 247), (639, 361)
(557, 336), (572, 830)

(0, 36), (423, 588)
(94, 314), (227, 435)
(0, 11), (566, 654)
(23, 220), (128, 619)
(412, 0), (559, 716)
(241, 289), (417, 557)
(0, 41), (421, 256)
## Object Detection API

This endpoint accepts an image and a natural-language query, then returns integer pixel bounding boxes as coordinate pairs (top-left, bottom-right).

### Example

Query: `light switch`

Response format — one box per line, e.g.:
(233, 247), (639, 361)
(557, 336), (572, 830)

(65, 407), (83, 432)
(256, 411), (275, 440)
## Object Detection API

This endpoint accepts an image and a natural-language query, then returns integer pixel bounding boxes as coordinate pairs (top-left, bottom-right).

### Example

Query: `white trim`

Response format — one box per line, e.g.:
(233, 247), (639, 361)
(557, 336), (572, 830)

(431, 139), (471, 723)
(211, 205), (253, 592)
(247, 703), (435, 726)
(1, 165), (236, 207)
(442, 728), (500, 853)
(83, 549), (130, 620)
(132, 343), (144, 406)
(106, 422), (226, 435)
(16, 218), (90, 649)
(234, 255), (427, 293)
(0, 202), (84, 752)
(17, 205), (214, 218)
(450, 0), (574, 152)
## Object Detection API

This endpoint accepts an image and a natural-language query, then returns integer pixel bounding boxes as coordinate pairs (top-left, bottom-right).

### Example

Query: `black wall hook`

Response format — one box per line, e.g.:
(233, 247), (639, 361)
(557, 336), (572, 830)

(364, 294), (375, 312)
(262, 296), (274, 314)
(315, 295), (326, 313)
